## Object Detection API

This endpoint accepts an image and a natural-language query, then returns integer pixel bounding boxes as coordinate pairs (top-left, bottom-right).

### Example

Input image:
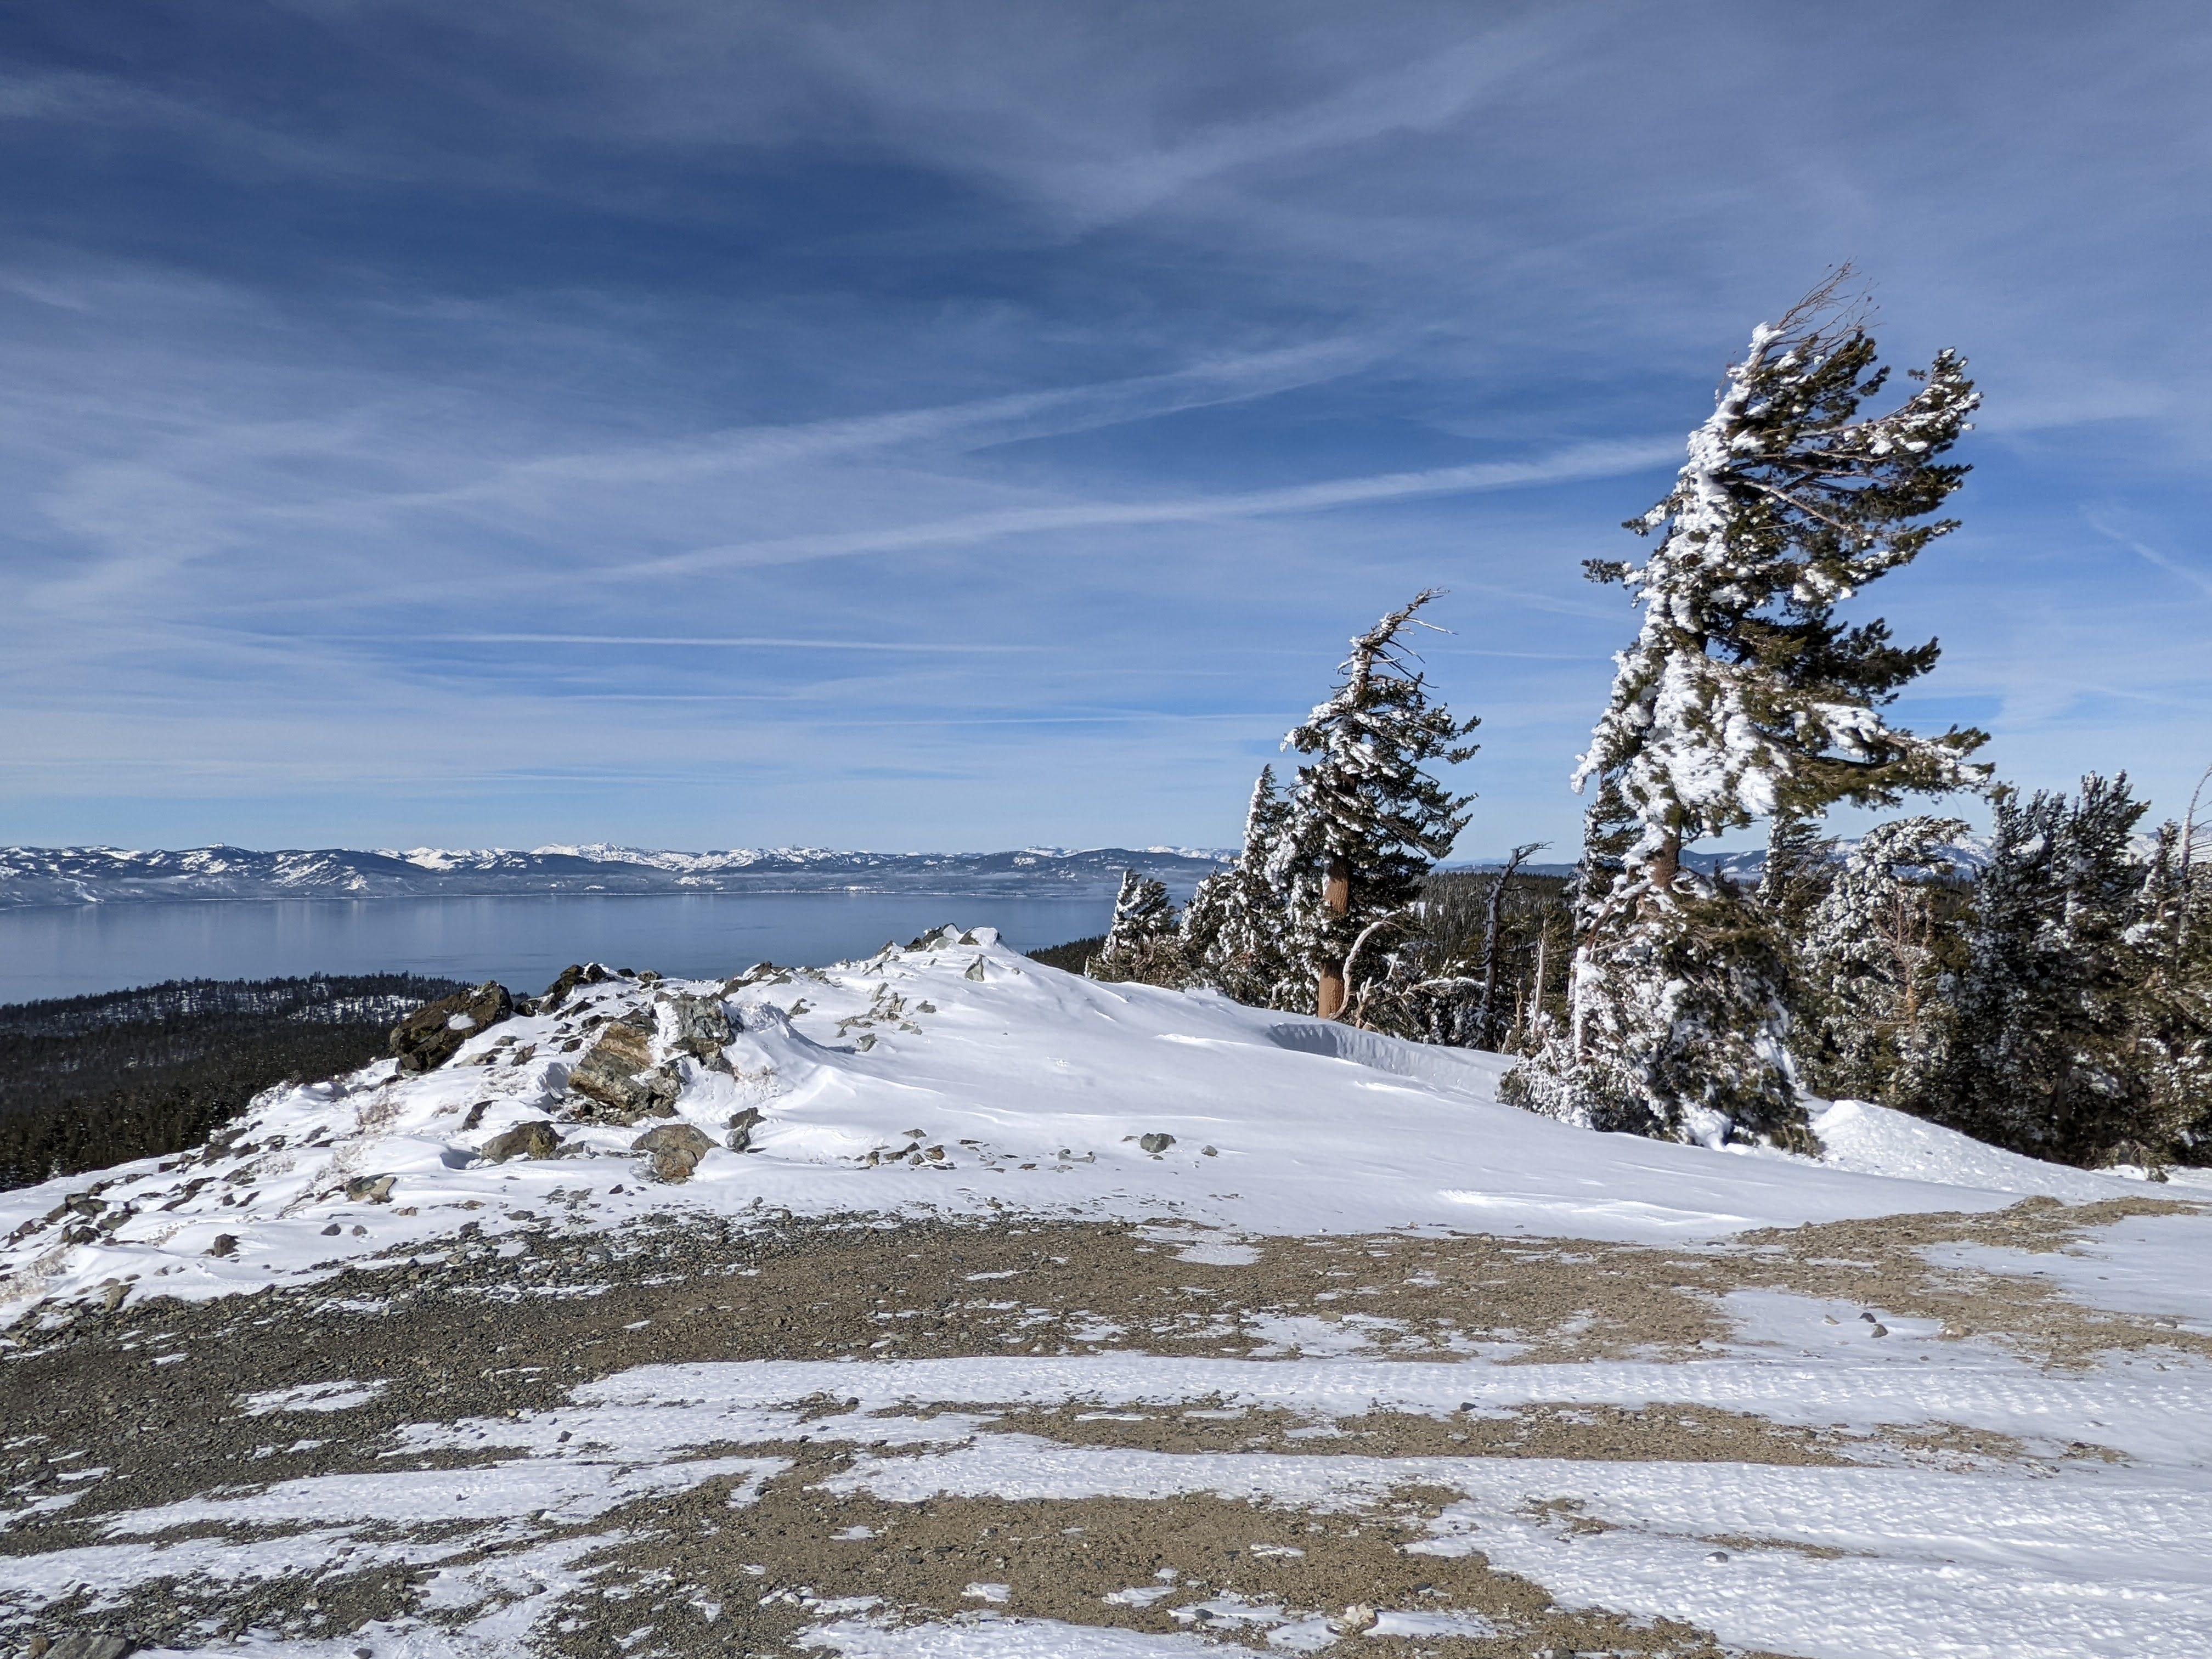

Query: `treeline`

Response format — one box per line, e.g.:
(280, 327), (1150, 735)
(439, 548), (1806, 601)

(1089, 275), (2211, 1173)
(0, 974), (461, 1189)
(1773, 786), (2211, 1169)
(1026, 936), (1106, 975)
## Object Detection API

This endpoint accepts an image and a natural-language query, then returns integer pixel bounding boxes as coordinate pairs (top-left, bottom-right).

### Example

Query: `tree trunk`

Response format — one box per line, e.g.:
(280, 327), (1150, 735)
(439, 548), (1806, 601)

(1316, 854), (1351, 1018)
(1474, 843), (1539, 1048)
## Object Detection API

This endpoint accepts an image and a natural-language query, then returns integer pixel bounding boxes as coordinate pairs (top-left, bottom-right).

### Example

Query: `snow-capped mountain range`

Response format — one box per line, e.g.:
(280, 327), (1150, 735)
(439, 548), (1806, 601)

(1450, 834), (1993, 884)
(0, 843), (1231, 910)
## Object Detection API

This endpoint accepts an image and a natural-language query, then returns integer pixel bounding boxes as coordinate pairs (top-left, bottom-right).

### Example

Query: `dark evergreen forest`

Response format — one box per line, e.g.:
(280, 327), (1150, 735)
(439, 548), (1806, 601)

(0, 975), (461, 1189)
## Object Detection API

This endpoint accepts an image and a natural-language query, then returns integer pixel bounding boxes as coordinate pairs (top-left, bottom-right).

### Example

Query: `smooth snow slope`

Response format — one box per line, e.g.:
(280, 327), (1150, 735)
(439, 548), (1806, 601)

(0, 928), (2143, 1325)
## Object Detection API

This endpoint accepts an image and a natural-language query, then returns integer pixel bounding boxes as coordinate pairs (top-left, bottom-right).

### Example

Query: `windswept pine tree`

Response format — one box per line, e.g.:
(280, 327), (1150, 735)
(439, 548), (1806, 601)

(1758, 810), (1836, 936)
(1797, 815), (1970, 1105)
(1090, 869), (1184, 986)
(1265, 591), (1480, 1018)
(1505, 278), (1988, 1146)
(1182, 766), (1299, 1006)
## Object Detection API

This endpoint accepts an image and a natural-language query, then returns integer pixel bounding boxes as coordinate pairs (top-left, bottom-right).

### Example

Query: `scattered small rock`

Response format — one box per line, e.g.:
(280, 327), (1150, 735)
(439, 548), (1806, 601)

(343, 1175), (396, 1205)
(320, 1223), (342, 1237)
(726, 1107), (765, 1153)
(206, 1234), (238, 1259)
(1139, 1133), (1176, 1155)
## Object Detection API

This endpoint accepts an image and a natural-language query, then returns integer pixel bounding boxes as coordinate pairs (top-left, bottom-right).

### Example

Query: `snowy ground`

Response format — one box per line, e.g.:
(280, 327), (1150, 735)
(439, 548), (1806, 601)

(2, 929), (2207, 1658)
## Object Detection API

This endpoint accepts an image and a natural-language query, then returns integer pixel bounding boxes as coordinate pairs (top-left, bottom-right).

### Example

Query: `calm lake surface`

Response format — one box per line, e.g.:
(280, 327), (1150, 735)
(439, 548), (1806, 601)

(0, 894), (1114, 1006)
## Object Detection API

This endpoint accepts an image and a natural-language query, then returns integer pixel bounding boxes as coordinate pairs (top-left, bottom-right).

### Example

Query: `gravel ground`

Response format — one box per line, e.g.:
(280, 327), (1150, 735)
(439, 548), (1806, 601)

(1, 1197), (2200, 1659)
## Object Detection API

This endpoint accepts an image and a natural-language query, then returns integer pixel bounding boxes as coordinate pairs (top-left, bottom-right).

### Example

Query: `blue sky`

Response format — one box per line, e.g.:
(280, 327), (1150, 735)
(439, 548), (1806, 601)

(3, 1), (2209, 856)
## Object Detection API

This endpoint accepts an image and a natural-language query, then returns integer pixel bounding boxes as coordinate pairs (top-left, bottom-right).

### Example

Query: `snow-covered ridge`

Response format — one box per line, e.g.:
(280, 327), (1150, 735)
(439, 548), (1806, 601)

(0, 928), (2148, 1327)
(0, 844), (1228, 910)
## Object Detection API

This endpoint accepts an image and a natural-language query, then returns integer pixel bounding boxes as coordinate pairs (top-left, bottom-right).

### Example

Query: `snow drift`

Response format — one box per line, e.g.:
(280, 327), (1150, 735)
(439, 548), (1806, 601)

(0, 928), (2145, 1325)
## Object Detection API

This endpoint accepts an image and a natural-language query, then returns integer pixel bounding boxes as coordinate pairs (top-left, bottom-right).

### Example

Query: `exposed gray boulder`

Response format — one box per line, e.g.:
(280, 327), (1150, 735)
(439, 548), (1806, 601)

(48, 1635), (138, 1659)
(343, 1174), (396, 1204)
(480, 1120), (563, 1163)
(390, 981), (514, 1073)
(670, 995), (733, 1063)
(568, 1021), (681, 1124)
(1139, 1132), (1176, 1155)
(205, 1234), (238, 1258)
(726, 1106), (765, 1152)
(633, 1122), (714, 1183)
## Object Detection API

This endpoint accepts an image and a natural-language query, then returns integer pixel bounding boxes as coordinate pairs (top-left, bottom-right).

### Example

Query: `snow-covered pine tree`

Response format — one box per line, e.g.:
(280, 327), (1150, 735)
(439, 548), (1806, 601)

(1089, 868), (1184, 986)
(2134, 808), (2212, 1165)
(1265, 591), (1479, 1018)
(1181, 766), (1299, 1006)
(1503, 278), (1988, 1147)
(1758, 810), (1836, 936)
(1796, 815), (1970, 1106)
(1927, 776), (2153, 1165)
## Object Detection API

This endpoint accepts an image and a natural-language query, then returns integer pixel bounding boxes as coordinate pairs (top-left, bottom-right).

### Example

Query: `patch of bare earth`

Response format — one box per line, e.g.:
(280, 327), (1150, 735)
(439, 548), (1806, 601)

(1725, 1194), (2212, 1368)
(2, 1194), (2203, 1657)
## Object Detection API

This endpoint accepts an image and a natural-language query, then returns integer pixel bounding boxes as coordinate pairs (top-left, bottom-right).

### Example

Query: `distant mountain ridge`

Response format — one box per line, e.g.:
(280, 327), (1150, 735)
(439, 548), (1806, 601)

(0, 844), (1232, 910)
(1452, 833), (1993, 883)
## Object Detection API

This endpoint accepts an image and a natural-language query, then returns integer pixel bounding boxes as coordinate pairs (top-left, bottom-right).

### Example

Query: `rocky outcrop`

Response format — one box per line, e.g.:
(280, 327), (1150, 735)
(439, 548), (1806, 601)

(539, 962), (611, 1012)
(567, 1021), (680, 1125)
(631, 1122), (714, 1183)
(479, 1120), (562, 1163)
(669, 995), (733, 1063)
(389, 981), (514, 1073)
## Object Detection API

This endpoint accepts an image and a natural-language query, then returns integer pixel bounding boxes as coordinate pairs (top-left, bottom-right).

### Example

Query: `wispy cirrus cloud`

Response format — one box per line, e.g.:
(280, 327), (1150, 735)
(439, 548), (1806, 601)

(608, 437), (1680, 579)
(3, 0), (2209, 852)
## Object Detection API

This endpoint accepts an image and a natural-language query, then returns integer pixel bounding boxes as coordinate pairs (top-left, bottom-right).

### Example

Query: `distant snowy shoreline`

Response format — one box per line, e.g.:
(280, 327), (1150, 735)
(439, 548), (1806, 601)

(1, 836), (1996, 910)
(0, 843), (1232, 911)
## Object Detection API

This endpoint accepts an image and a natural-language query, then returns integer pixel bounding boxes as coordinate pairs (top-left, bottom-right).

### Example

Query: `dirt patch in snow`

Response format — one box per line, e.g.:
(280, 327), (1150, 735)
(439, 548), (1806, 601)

(566, 1477), (1799, 1659)
(2, 1198), (2199, 1657)
(974, 1399), (2034, 1471)
(1727, 1194), (2212, 1368)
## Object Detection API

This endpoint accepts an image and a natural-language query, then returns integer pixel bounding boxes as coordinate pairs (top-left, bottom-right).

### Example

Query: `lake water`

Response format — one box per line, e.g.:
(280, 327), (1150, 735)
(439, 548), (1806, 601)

(0, 894), (1115, 1006)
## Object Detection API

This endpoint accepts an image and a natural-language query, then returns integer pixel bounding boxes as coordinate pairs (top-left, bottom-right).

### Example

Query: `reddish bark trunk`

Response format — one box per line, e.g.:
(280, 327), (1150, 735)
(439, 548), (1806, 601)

(1317, 854), (1351, 1019)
